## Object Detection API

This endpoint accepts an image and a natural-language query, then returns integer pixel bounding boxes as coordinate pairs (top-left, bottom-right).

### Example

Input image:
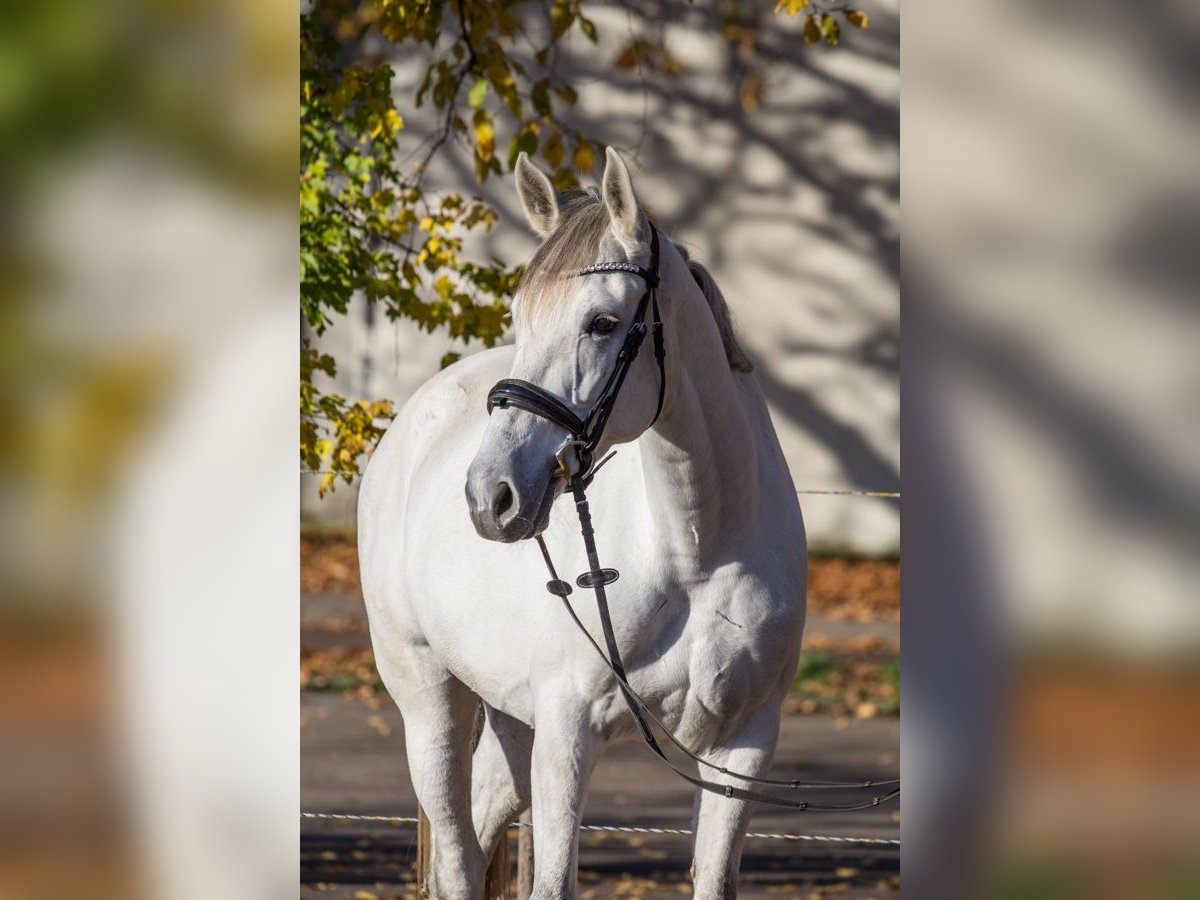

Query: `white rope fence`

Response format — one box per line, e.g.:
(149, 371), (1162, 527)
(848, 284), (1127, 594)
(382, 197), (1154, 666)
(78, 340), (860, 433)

(301, 811), (900, 848)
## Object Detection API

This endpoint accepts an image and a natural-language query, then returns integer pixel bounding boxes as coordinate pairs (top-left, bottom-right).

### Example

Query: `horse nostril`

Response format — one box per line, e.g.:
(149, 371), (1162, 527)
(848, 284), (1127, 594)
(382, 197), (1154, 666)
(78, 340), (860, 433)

(492, 481), (514, 519)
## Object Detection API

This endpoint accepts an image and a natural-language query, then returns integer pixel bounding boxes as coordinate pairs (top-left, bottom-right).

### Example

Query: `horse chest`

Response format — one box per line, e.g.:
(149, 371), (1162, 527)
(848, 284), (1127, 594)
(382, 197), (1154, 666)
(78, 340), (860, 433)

(609, 570), (793, 745)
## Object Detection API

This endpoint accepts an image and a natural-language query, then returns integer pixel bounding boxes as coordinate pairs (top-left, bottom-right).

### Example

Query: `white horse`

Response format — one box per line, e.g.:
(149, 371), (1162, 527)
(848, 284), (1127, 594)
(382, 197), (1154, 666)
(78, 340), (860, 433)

(359, 148), (807, 899)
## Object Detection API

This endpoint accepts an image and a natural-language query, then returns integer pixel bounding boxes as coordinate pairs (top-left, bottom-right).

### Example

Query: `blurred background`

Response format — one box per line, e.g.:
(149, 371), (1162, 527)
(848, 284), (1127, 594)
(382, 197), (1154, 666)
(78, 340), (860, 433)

(0, 0), (1196, 896)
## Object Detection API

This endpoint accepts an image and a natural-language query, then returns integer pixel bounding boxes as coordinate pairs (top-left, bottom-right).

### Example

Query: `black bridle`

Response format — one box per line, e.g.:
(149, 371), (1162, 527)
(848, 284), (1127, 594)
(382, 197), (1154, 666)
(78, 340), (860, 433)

(484, 226), (899, 813)
(486, 227), (666, 483)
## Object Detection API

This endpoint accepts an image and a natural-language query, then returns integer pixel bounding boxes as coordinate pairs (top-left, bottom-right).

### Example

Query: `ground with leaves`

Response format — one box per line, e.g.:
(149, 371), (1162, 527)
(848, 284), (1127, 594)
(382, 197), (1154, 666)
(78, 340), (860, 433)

(301, 534), (899, 897)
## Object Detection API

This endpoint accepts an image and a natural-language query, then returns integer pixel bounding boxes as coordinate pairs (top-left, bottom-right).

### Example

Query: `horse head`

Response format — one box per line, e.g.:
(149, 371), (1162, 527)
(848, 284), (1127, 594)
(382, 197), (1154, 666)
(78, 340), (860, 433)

(466, 148), (666, 542)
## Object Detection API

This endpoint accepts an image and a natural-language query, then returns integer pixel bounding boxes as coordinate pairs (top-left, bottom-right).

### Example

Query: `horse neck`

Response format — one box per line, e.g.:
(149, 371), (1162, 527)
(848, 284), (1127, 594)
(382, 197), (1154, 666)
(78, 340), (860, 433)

(637, 253), (759, 562)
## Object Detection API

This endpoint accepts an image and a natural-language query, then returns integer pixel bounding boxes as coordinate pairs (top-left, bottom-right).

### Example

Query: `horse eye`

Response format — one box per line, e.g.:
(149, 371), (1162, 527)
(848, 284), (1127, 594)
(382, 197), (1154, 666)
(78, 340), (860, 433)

(590, 315), (619, 335)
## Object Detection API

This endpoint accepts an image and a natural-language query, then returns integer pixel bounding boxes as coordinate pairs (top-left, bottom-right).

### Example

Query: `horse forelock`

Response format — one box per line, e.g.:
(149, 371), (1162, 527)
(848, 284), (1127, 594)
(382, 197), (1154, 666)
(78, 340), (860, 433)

(515, 187), (610, 319)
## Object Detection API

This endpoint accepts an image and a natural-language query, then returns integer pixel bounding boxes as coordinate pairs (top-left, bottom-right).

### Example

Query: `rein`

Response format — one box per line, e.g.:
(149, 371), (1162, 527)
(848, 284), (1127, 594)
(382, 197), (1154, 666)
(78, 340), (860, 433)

(485, 228), (899, 813)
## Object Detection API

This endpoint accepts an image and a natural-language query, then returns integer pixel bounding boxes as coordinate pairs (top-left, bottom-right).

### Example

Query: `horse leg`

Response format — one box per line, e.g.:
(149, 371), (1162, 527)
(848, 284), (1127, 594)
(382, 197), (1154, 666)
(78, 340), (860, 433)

(471, 704), (533, 862)
(376, 649), (485, 899)
(527, 696), (604, 900)
(689, 704), (782, 899)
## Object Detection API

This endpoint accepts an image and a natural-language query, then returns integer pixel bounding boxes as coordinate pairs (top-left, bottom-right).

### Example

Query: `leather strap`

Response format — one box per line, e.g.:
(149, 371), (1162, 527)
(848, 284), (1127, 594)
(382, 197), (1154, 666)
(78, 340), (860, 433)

(486, 227), (666, 477)
(487, 379), (586, 436)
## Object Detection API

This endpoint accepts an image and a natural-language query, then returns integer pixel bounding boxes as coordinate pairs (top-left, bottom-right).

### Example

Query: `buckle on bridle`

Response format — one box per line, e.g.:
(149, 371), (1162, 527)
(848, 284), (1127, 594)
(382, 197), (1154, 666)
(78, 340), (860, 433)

(554, 440), (587, 481)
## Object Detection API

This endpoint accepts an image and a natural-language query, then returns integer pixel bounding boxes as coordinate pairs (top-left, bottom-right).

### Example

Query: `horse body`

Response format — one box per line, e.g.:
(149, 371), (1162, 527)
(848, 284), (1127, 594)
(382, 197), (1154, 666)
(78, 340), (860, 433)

(359, 149), (806, 899)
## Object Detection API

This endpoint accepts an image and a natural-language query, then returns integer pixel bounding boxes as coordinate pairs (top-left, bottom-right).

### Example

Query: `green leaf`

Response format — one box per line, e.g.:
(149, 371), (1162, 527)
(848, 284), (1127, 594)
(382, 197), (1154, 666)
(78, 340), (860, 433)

(467, 78), (489, 109)
(579, 16), (598, 42)
(820, 13), (840, 44)
(552, 83), (578, 105)
(549, 1), (573, 39)
(532, 79), (551, 117)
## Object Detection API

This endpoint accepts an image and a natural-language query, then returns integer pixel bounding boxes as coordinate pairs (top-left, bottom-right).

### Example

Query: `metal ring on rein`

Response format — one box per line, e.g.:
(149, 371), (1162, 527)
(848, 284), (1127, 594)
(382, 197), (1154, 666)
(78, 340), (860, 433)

(486, 227), (899, 813)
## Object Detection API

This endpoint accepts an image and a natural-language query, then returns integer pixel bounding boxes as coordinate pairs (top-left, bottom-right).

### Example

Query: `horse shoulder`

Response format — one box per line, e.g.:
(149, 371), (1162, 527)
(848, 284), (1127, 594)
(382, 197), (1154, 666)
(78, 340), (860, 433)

(359, 346), (515, 616)
(683, 558), (803, 729)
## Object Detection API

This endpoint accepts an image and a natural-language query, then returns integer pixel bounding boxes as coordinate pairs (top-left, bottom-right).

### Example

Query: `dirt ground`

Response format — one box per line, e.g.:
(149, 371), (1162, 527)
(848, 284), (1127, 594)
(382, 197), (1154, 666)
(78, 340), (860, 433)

(300, 535), (900, 898)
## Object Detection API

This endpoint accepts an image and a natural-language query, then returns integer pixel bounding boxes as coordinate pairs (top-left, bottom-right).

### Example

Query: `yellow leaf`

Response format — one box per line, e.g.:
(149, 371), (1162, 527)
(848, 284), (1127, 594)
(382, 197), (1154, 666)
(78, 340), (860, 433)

(786, 0), (806, 15)
(773, 0), (786, 13)
(739, 71), (763, 112)
(573, 140), (596, 172)
(473, 113), (495, 162)
(418, 216), (434, 231)
(543, 130), (564, 169)
(614, 40), (640, 69)
(353, 890), (380, 899)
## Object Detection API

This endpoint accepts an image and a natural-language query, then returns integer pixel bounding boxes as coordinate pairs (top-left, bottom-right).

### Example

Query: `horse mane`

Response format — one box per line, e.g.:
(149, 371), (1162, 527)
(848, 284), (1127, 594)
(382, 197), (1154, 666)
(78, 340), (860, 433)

(517, 188), (754, 373)
(674, 246), (755, 373)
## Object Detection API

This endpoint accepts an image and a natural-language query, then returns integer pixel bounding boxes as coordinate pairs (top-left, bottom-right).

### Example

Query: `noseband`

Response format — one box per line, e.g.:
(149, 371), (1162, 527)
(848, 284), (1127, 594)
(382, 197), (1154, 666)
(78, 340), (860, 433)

(485, 227), (666, 481)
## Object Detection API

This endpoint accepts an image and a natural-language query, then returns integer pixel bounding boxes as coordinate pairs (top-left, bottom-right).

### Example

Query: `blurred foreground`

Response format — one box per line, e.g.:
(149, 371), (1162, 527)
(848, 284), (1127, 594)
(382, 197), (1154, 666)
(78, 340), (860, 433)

(903, 0), (1200, 896)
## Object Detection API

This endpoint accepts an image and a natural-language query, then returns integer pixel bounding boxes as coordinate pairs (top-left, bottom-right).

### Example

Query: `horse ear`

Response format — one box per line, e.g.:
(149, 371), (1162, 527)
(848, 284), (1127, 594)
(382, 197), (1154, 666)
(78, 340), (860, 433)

(602, 147), (648, 249)
(515, 152), (560, 236)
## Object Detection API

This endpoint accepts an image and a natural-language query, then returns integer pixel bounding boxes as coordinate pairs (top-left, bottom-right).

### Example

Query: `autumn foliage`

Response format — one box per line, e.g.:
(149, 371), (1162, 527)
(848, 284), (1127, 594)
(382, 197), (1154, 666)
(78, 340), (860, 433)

(300, 0), (868, 490)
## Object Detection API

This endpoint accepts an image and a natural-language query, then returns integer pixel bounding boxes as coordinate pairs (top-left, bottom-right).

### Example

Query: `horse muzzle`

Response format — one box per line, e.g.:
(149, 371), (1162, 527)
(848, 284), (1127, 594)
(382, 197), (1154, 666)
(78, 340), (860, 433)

(465, 456), (560, 543)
